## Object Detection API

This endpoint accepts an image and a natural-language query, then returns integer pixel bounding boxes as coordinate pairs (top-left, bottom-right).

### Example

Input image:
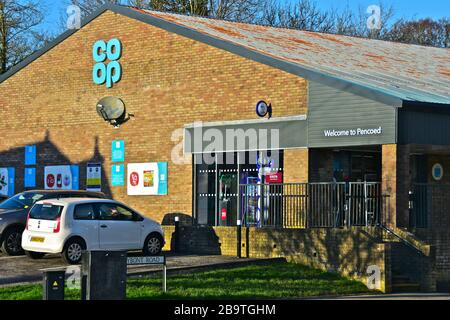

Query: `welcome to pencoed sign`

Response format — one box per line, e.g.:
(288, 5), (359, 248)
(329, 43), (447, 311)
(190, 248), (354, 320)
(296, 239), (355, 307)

(324, 127), (383, 138)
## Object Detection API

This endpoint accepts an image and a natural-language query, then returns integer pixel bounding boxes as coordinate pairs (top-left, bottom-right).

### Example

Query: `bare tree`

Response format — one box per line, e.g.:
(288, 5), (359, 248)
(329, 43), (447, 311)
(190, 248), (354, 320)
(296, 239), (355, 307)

(70, 0), (124, 17)
(260, 0), (335, 33)
(386, 18), (450, 48)
(0, 0), (48, 74)
(207, 0), (265, 22)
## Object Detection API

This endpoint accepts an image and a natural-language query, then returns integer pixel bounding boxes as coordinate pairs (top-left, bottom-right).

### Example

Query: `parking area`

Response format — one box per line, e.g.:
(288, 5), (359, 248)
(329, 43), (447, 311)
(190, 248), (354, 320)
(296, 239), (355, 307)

(0, 251), (276, 287)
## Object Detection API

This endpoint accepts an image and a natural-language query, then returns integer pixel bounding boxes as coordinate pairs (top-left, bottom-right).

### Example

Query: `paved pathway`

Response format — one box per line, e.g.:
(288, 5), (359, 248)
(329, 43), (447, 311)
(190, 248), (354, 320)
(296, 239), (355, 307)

(316, 293), (450, 300)
(0, 251), (279, 287)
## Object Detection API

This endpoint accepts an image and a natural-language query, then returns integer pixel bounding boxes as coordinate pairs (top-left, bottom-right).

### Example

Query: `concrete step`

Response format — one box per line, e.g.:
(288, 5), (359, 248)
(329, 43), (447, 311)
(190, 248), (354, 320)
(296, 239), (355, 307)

(392, 282), (421, 293)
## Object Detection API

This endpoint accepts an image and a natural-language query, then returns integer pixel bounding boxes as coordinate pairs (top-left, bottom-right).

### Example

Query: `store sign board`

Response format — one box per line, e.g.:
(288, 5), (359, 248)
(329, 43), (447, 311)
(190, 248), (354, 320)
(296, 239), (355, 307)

(0, 168), (15, 197)
(44, 165), (79, 190)
(127, 162), (168, 196)
(111, 164), (125, 186)
(323, 127), (383, 138)
(86, 163), (102, 192)
(93, 39), (122, 88)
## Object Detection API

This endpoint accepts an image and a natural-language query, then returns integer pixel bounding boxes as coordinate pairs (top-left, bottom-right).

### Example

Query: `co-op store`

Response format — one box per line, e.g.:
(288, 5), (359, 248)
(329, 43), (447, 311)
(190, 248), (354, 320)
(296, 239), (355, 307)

(0, 4), (449, 233)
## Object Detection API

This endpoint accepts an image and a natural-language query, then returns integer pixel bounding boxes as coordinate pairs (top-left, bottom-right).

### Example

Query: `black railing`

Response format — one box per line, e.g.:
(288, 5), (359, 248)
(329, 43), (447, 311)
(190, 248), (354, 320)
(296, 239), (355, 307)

(239, 182), (389, 229)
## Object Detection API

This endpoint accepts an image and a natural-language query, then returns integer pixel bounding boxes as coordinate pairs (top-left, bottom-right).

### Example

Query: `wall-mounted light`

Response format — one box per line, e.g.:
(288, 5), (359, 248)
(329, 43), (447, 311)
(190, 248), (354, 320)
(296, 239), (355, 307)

(256, 100), (272, 119)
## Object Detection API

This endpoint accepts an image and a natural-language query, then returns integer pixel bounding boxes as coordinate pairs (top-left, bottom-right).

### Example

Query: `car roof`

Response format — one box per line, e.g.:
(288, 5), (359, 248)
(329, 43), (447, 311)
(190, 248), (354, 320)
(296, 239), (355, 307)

(35, 198), (117, 206)
(23, 190), (105, 195)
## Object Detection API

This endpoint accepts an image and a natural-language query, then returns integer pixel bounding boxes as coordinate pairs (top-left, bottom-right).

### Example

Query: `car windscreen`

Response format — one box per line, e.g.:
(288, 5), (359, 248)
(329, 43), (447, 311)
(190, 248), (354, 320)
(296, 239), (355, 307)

(0, 193), (45, 210)
(29, 204), (64, 221)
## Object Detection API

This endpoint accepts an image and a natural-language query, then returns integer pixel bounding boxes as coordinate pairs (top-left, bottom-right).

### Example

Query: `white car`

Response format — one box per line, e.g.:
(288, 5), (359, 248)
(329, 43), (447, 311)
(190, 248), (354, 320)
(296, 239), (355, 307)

(22, 198), (165, 264)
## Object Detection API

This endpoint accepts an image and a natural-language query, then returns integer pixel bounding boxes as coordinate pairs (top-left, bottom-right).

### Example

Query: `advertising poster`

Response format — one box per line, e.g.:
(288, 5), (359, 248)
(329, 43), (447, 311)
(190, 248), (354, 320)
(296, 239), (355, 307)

(111, 140), (125, 162)
(111, 164), (125, 186)
(0, 168), (15, 197)
(86, 163), (102, 192)
(44, 165), (79, 190)
(127, 162), (168, 196)
(24, 167), (36, 188)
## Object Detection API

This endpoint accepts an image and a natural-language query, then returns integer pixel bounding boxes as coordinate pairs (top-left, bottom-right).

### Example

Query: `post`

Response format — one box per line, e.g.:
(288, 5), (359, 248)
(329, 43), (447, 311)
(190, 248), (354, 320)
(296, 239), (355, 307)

(237, 219), (242, 258)
(408, 190), (414, 229)
(174, 216), (180, 253)
(163, 264), (167, 293)
(42, 270), (66, 300)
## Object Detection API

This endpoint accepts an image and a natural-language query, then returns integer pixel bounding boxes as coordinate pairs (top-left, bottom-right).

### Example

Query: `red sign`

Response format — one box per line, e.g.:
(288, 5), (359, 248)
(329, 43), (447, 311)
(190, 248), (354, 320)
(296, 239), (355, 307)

(46, 174), (55, 188)
(129, 172), (139, 187)
(265, 172), (283, 184)
(221, 208), (227, 221)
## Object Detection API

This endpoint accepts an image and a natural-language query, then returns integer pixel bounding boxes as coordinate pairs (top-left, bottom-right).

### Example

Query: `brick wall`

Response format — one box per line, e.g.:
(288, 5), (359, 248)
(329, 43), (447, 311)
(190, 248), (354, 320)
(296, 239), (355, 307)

(165, 225), (389, 292)
(0, 10), (308, 223)
(284, 149), (308, 183)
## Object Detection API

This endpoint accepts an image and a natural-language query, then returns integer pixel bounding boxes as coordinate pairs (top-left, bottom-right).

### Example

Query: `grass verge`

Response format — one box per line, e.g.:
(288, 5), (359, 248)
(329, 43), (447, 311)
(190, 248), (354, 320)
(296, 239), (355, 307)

(0, 261), (373, 300)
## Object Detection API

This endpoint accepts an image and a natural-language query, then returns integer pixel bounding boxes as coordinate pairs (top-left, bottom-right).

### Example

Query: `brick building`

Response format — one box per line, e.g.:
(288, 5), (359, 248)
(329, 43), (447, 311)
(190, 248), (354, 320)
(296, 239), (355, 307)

(0, 4), (450, 292)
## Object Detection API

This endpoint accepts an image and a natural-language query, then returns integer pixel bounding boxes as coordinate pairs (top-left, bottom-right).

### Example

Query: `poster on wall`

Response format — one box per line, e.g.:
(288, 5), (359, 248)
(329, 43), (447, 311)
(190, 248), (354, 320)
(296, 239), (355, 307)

(111, 140), (125, 162)
(86, 163), (102, 192)
(127, 162), (168, 196)
(0, 168), (15, 197)
(25, 145), (36, 166)
(111, 164), (125, 186)
(44, 165), (79, 190)
(24, 167), (36, 188)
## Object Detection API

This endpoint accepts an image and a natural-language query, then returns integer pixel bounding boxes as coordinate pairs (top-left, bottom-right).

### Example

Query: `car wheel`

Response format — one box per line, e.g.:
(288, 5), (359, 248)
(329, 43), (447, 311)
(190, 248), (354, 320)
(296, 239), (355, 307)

(1, 227), (24, 256)
(25, 250), (46, 259)
(143, 234), (163, 256)
(62, 238), (85, 265)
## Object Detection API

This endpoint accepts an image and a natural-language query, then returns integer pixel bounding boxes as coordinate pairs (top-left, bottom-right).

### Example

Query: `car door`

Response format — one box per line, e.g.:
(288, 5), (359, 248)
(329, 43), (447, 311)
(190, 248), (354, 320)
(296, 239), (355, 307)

(96, 202), (141, 250)
(72, 203), (99, 250)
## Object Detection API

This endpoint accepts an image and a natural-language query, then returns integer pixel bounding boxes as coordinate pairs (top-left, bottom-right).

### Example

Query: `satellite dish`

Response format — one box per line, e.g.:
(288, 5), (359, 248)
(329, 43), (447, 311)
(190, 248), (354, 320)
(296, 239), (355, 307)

(96, 97), (134, 128)
(256, 100), (272, 119)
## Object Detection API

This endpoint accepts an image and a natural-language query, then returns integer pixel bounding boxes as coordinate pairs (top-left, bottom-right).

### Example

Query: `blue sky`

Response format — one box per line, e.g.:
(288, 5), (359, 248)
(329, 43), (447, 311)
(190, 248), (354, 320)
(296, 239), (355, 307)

(40, 0), (450, 34)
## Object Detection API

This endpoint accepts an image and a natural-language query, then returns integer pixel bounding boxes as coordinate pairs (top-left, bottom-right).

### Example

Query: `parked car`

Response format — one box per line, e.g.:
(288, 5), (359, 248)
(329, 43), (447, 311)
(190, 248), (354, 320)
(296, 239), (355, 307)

(22, 198), (165, 264)
(0, 195), (8, 203)
(0, 190), (106, 256)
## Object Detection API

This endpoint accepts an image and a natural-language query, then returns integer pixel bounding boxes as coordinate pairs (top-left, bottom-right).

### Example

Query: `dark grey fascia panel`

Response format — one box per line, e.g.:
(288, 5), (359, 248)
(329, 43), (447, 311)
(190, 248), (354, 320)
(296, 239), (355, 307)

(0, 4), (402, 107)
(398, 108), (450, 146)
(184, 117), (308, 154)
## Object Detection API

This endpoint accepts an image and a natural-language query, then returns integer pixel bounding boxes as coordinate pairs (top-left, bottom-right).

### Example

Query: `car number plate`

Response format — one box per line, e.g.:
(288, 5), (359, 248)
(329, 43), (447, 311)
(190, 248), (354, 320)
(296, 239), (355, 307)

(31, 237), (45, 243)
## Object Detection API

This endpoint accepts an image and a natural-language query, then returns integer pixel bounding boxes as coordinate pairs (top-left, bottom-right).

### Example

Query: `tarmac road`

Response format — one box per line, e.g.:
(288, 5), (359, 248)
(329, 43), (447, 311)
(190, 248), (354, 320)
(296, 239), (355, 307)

(0, 251), (276, 287)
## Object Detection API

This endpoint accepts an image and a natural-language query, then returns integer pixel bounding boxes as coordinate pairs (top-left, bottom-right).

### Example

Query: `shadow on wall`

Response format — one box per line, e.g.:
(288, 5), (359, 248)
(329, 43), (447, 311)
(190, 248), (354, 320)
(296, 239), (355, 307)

(170, 225), (222, 255)
(0, 130), (112, 198)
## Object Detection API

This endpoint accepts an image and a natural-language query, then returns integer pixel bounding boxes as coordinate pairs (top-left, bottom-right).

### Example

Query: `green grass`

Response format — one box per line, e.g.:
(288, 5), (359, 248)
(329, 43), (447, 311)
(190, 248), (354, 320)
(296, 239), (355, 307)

(0, 261), (372, 300)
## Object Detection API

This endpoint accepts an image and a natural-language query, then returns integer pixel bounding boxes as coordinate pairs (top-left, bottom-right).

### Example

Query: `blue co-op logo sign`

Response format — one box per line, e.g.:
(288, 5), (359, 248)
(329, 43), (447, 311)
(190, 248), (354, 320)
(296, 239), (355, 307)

(93, 38), (122, 88)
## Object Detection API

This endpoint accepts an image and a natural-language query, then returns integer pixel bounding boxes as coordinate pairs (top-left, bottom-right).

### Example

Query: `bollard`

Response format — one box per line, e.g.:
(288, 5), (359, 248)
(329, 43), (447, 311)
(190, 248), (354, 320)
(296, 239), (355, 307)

(237, 219), (242, 258)
(42, 270), (66, 300)
(174, 216), (180, 253)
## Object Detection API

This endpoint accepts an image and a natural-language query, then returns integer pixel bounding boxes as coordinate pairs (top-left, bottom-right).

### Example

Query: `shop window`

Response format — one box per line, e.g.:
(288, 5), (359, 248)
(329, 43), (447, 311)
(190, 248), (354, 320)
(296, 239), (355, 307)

(194, 150), (284, 227)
